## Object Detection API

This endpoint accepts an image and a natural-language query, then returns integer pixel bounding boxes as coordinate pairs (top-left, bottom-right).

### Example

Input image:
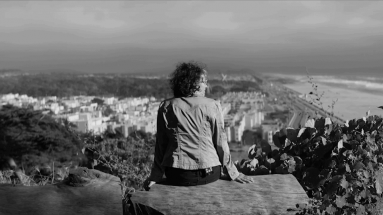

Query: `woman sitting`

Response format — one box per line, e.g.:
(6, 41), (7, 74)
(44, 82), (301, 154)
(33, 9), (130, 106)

(144, 61), (253, 190)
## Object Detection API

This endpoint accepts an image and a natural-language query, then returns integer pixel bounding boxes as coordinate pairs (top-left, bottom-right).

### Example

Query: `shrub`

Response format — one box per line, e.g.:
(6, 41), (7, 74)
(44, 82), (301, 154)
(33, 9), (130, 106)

(239, 115), (383, 214)
(81, 132), (155, 191)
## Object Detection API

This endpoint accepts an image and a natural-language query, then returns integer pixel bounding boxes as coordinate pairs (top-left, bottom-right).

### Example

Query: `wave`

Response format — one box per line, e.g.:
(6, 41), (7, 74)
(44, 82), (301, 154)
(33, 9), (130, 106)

(282, 74), (383, 121)
(289, 75), (383, 91)
(316, 78), (383, 90)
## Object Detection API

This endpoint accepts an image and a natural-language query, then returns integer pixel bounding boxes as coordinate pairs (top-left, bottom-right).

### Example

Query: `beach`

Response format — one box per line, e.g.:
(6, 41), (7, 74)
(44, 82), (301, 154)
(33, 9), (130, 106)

(274, 74), (383, 121)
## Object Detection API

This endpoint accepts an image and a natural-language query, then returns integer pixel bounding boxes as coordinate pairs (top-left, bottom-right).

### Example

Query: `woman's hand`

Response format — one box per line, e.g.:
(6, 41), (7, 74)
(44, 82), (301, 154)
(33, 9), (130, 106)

(234, 173), (254, 184)
(143, 179), (156, 191)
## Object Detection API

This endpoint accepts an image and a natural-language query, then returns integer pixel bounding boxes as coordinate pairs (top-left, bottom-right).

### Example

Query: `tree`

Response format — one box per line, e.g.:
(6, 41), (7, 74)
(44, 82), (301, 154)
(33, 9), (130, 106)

(91, 97), (104, 106)
(210, 85), (227, 95)
(103, 106), (114, 117)
(129, 130), (149, 141)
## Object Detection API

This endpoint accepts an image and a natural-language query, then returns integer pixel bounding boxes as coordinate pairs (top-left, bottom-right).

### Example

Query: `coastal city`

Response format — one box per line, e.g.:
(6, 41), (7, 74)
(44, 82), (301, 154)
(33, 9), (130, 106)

(0, 73), (342, 149)
(0, 91), (270, 143)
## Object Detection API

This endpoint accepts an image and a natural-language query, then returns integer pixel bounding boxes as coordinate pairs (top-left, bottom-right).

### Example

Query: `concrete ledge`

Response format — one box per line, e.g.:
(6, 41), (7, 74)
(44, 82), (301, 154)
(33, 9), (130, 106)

(126, 174), (308, 215)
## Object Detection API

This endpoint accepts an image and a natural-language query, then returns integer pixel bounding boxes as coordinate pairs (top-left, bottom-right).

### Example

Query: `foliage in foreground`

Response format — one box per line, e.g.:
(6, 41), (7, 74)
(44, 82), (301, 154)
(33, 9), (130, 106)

(238, 115), (383, 214)
(0, 105), (85, 175)
(81, 131), (155, 190)
(0, 163), (70, 186)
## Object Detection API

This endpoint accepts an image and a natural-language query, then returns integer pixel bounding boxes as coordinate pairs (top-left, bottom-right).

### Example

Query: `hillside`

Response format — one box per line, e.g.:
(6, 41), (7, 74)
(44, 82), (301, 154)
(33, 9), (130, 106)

(0, 105), (85, 172)
(0, 73), (262, 99)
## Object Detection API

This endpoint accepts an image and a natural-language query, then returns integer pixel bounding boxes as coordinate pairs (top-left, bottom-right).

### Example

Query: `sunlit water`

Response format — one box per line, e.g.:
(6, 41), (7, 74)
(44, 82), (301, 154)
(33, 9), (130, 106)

(281, 75), (383, 121)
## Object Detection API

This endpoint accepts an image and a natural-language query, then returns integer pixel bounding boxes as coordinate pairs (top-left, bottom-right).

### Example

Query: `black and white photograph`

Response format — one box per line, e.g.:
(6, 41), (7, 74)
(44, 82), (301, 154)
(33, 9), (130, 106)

(1, 1), (383, 215)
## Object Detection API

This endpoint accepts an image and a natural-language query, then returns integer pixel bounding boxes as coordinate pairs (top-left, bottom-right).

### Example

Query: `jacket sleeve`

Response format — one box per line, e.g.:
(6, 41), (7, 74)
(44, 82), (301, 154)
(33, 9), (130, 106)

(148, 103), (168, 182)
(212, 101), (240, 180)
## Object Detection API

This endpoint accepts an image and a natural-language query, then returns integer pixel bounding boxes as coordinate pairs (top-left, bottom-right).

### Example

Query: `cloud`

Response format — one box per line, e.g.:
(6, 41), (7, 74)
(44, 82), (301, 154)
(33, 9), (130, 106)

(348, 17), (365, 25)
(1, 1), (383, 73)
(192, 12), (240, 31)
(57, 7), (125, 29)
(295, 13), (329, 25)
(300, 1), (324, 11)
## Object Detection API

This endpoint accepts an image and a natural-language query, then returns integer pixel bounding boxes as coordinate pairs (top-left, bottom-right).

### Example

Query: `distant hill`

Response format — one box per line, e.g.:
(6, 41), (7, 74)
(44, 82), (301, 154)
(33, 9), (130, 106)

(0, 73), (172, 99)
(0, 72), (262, 99)
(0, 69), (26, 77)
(27, 69), (86, 75)
(0, 69), (88, 78)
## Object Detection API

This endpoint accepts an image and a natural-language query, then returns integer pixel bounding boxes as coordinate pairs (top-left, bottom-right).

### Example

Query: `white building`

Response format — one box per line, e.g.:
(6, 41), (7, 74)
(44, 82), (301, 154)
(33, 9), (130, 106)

(224, 114), (245, 143)
(103, 97), (117, 105)
(61, 99), (80, 109)
(261, 121), (280, 145)
(121, 124), (135, 137)
(244, 110), (264, 129)
(70, 111), (107, 134)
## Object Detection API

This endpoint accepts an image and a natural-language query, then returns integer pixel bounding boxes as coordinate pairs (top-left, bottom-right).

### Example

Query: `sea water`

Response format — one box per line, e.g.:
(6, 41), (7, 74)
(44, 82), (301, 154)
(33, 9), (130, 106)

(282, 75), (383, 121)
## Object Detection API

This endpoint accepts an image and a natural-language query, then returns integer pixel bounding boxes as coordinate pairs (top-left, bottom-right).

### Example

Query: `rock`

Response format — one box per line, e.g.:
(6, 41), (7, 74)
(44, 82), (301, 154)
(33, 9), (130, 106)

(0, 167), (122, 215)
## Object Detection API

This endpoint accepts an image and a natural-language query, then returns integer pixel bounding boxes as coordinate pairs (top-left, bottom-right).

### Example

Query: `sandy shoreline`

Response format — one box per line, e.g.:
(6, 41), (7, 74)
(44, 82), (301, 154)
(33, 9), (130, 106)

(279, 75), (383, 121)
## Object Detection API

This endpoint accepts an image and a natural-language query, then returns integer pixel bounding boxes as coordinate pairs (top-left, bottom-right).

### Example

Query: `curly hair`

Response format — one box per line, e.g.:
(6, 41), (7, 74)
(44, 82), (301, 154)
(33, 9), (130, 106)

(169, 61), (207, 97)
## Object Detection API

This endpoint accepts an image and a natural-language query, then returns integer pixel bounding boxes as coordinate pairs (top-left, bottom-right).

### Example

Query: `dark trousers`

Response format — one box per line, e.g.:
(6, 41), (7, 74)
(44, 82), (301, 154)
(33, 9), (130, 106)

(165, 165), (221, 186)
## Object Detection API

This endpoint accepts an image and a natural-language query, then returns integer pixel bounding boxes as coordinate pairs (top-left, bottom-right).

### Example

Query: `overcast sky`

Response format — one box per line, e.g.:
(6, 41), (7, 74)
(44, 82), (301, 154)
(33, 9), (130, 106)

(1, 1), (383, 74)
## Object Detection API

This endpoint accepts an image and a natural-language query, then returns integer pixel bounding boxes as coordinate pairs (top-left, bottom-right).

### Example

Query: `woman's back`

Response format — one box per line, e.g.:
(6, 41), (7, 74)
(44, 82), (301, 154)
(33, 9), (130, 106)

(158, 96), (222, 170)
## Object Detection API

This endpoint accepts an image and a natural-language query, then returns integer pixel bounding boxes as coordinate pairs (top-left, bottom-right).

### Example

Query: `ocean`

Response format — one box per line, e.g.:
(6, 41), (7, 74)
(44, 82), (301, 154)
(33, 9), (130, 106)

(266, 73), (383, 121)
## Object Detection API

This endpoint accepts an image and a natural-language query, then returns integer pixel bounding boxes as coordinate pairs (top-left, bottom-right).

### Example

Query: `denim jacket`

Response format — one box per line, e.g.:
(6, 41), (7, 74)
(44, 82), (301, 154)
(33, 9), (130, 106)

(148, 96), (240, 182)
